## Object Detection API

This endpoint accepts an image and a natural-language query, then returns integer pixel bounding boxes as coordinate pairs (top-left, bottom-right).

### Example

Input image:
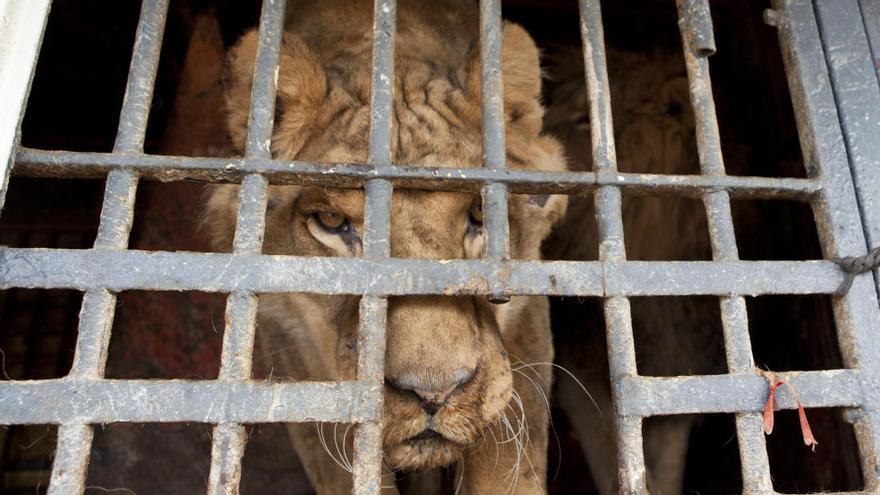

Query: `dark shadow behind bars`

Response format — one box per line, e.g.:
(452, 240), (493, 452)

(1, 1), (879, 495)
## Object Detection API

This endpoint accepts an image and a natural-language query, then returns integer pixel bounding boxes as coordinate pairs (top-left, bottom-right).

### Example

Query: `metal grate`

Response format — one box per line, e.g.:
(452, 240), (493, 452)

(0, 0), (878, 494)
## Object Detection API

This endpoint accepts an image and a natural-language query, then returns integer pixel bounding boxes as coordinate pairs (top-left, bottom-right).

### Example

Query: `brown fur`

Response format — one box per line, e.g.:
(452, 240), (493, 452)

(543, 46), (722, 494)
(203, 1), (567, 493)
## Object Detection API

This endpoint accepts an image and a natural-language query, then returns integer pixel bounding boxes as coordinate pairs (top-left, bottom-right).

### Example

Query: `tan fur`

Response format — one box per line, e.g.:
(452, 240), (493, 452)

(203, 1), (567, 493)
(544, 47), (721, 494)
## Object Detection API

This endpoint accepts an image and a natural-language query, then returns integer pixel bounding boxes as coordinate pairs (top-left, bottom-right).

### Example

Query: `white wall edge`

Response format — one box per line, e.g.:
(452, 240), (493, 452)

(0, 0), (52, 209)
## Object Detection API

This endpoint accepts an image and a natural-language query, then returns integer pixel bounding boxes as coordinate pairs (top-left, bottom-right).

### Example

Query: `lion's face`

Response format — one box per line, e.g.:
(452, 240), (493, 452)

(205, 19), (566, 471)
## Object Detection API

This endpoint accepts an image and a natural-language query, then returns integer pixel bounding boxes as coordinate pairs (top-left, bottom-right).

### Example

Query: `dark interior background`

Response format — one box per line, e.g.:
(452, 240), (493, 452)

(0, 0), (863, 493)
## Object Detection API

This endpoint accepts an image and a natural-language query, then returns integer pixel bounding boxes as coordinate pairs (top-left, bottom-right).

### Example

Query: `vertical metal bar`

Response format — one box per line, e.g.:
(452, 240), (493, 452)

(353, 296), (388, 495)
(113, 0), (169, 154)
(217, 292), (259, 381)
(478, 0), (511, 304)
(675, 1), (772, 491)
(93, 168), (139, 249)
(67, 290), (116, 378)
(206, 422), (248, 495)
(47, 424), (93, 495)
(479, 0), (506, 172)
(50, 3), (170, 493)
(354, 1), (396, 493)
(578, 1), (646, 492)
(207, 1), (286, 494)
(773, 0), (880, 489)
(232, 174), (269, 255)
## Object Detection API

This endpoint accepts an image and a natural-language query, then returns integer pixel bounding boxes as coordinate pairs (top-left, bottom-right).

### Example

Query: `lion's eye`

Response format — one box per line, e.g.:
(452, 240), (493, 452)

(468, 202), (483, 228)
(313, 211), (350, 233)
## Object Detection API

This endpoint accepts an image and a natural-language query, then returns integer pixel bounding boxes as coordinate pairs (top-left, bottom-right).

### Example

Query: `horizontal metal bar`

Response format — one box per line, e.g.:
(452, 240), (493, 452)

(0, 379), (379, 424)
(616, 369), (864, 417)
(0, 248), (849, 296)
(14, 148), (820, 199)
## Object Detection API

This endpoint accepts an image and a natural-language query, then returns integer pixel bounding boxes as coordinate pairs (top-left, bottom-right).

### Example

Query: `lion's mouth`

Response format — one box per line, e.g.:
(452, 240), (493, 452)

(408, 428), (443, 442)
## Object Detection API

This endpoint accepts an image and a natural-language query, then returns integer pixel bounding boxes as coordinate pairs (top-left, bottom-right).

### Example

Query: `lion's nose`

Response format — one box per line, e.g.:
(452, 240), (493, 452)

(386, 368), (476, 415)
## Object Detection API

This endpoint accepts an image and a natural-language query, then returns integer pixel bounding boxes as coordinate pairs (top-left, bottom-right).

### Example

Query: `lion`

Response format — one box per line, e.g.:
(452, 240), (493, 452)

(542, 45), (723, 494)
(202, 0), (568, 493)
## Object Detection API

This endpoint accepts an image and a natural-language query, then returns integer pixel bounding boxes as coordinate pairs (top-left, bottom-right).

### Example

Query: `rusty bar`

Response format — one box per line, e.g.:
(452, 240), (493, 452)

(676, 0), (771, 491)
(0, 380), (378, 424)
(354, 1), (397, 492)
(206, 423), (247, 495)
(46, 424), (92, 495)
(478, 0), (511, 304)
(774, 0), (880, 489)
(14, 148), (823, 199)
(678, 0), (716, 56)
(579, 0), (646, 491)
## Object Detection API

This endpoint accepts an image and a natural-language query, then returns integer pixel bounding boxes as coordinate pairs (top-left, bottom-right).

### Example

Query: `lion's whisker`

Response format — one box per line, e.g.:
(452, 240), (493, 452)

(513, 361), (603, 417)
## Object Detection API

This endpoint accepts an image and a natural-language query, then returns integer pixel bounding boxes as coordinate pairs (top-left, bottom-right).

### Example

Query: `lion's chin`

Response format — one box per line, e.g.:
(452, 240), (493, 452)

(385, 437), (464, 471)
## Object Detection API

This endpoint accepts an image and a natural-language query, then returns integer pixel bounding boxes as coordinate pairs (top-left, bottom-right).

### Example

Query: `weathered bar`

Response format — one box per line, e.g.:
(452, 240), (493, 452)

(15, 147), (822, 199)
(675, 0), (772, 491)
(0, 249), (850, 296)
(0, 380), (378, 424)
(207, 0), (288, 493)
(774, 0), (880, 489)
(578, 0), (648, 492)
(353, 1), (397, 492)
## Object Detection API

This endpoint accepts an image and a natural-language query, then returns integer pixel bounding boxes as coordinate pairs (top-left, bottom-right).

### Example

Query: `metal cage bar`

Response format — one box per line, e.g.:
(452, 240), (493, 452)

(0, 0), (875, 493)
(207, 0), (287, 492)
(675, 1), (773, 492)
(352, 1), (397, 492)
(577, 0), (649, 492)
(47, 1), (170, 493)
(13, 147), (823, 199)
(478, 0), (511, 303)
(773, 0), (880, 489)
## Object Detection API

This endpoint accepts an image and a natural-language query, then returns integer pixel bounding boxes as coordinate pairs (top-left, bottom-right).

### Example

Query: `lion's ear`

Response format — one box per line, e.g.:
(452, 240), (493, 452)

(223, 30), (327, 156)
(466, 22), (544, 135)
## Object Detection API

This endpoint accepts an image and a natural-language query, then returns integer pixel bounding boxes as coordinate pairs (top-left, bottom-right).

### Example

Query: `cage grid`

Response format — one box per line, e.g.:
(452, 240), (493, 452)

(0, 0), (877, 494)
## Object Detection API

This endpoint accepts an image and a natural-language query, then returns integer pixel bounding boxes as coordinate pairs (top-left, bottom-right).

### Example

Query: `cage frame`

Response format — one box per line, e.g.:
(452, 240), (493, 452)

(0, 0), (877, 494)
